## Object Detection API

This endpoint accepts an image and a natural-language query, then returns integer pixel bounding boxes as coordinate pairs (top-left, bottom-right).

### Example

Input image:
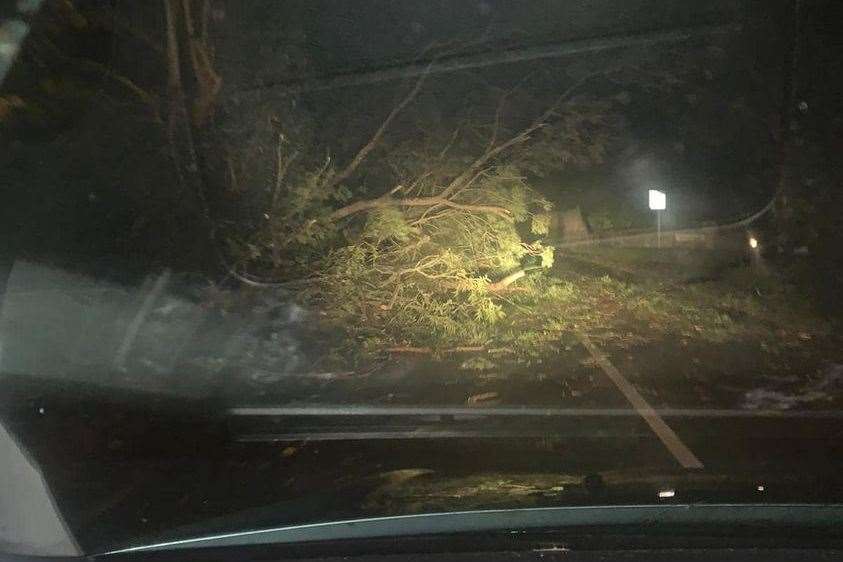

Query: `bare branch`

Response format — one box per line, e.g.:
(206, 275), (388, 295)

(437, 126), (463, 160)
(441, 71), (602, 199)
(448, 165), (491, 200)
(217, 244), (321, 288)
(437, 199), (512, 218)
(270, 134), (300, 266)
(164, 0), (200, 203)
(329, 193), (512, 222)
(386, 183), (405, 196)
(487, 268), (527, 292)
(200, 0), (212, 43)
(409, 207), (453, 228)
(326, 61), (435, 190)
(225, 155), (240, 193)
(272, 135), (299, 208)
(484, 69), (537, 151)
(386, 346), (485, 354)
(182, 0), (222, 126)
(487, 91), (510, 151)
(162, 0), (212, 228)
(35, 37), (159, 116)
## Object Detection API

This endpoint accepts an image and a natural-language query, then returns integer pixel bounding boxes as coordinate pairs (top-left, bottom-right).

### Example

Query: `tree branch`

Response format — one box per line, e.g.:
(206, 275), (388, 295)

(182, 0), (222, 126)
(270, 134), (300, 266)
(163, 0), (210, 225)
(35, 37), (159, 117)
(487, 90), (510, 151)
(440, 71), (601, 199)
(386, 346), (485, 354)
(325, 61), (434, 190)
(200, 0), (212, 43)
(488, 268), (527, 292)
(329, 194), (512, 221)
(438, 126), (462, 159)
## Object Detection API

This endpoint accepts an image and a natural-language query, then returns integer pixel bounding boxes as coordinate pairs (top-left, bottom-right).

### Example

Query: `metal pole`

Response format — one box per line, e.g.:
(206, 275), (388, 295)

(657, 210), (662, 248)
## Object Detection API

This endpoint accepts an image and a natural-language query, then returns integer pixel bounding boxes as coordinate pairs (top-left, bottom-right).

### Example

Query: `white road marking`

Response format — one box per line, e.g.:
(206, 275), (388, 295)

(577, 333), (704, 469)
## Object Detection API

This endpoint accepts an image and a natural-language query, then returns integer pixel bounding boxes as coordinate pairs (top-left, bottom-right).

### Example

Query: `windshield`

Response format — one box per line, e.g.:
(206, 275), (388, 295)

(2, 0), (842, 556)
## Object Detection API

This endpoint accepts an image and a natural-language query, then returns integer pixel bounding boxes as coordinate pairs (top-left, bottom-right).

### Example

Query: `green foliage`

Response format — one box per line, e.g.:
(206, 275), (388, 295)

(530, 212), (551, 236)
(539, 245), (555, 268)
(584, 200), (649, 231)
(281, 165), (555, 353)
(363, 207), (415, 243)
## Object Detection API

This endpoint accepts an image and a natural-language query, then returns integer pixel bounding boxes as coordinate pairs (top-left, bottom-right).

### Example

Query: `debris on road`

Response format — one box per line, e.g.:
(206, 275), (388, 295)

(743, 363), (843, 409)
(466, 391), (500, 406)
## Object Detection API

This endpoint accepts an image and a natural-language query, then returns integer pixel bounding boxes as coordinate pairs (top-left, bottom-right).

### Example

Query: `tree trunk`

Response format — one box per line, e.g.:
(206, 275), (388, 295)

(163, 0), (213, 264)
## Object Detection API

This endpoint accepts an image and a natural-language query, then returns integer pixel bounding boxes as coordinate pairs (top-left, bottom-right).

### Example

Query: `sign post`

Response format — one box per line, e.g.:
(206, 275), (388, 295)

(648, 189), (666, 248)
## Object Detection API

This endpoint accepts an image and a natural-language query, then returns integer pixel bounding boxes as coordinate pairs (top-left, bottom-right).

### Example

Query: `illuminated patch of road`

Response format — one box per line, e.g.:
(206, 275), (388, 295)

(577, 333), (704, 469)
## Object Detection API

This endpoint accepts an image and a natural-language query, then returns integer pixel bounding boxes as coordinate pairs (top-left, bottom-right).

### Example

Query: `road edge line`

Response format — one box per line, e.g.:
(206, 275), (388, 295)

(577, 332), (704, 469)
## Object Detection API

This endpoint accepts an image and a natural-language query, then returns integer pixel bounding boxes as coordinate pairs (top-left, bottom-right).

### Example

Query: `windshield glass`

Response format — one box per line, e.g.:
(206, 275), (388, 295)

(2, 0), (842, 556)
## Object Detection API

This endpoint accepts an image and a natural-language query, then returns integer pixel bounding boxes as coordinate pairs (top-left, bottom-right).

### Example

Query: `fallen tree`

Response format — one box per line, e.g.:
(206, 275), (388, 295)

(217, 57), (623, 353)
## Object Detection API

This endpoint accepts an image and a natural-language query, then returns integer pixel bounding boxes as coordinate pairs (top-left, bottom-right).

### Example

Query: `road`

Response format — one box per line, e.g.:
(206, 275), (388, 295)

(4, 323), (843, 552)
(1, 251), (843, 553)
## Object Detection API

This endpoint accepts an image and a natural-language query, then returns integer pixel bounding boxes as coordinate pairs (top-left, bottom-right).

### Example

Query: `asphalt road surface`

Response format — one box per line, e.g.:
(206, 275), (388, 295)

(2, 257), (843, 553)
(4, 325), (843, 553)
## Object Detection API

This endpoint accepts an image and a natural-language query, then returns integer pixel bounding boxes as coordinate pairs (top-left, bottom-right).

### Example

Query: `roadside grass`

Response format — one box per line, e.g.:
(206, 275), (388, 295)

(493, 249), (832, 361)
(563, 246), (739, 283)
